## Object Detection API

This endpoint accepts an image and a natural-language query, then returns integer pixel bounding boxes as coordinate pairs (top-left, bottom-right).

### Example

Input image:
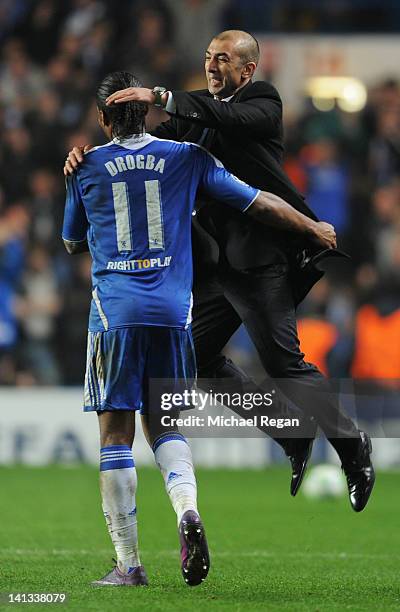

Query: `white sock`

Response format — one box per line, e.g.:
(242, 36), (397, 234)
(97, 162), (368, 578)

(153, 433), (198, 525)
(100, 445), (140, 574)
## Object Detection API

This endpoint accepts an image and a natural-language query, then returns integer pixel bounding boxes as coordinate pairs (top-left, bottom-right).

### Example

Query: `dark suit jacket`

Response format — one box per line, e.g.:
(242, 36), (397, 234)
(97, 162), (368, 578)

(152, 80), (324, 304)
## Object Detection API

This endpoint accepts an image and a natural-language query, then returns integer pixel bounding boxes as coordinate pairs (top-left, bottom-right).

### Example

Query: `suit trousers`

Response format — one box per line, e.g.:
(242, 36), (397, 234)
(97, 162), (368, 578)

(191, 262), (360, 460)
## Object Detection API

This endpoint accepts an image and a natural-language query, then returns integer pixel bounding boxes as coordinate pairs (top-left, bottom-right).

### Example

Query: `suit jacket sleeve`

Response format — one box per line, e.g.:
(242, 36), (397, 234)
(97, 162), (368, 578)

(170, 82), (282, 137)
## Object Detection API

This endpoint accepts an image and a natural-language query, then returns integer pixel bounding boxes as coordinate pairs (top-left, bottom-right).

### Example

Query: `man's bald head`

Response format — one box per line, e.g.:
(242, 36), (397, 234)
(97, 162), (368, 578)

(212, 30), (260, 66)
(205, 30), (259, 98)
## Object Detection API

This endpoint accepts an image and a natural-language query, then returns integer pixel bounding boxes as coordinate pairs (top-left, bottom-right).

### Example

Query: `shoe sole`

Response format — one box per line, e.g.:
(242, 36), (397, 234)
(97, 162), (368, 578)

(291, 439), (314, 497)
(181, 522), (210, 586)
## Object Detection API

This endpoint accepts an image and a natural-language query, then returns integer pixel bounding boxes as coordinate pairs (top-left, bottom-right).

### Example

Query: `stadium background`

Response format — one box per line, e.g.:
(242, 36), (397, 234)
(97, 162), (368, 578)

(1, 0), (400, 467)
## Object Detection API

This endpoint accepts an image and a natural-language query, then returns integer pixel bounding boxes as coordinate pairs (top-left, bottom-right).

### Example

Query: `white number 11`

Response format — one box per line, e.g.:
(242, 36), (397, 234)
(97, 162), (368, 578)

(112, 179), (165, 253)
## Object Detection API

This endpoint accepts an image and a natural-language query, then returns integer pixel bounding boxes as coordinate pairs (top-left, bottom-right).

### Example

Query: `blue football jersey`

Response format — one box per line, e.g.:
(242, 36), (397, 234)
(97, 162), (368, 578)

(62, 134), (259, 331)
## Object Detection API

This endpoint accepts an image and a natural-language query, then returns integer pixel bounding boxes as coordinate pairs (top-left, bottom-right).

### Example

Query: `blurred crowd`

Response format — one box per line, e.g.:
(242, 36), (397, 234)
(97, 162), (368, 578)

(1, 0), (400, 386)
(230, 78), (400, 384)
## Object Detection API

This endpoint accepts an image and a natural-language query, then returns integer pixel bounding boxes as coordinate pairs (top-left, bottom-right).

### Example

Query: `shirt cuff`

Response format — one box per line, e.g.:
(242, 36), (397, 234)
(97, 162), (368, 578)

(242, 189), (260, 212)
(165, 91), (176, 114)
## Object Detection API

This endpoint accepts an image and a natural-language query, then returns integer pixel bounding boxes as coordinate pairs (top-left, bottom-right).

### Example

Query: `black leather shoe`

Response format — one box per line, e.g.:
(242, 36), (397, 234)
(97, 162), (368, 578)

(282, 438), (314, 496)
(342, 431), (375, 512)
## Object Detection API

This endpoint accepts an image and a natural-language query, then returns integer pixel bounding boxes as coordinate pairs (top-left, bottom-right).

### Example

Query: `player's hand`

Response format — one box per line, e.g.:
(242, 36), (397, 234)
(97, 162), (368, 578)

(106, 87), (155, 106)
(311, 222), (337, 249)
(63, 145), (92, 176)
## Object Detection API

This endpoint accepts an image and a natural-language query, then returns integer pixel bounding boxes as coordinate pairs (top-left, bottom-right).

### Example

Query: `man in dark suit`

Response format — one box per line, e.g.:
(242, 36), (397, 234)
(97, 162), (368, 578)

(66, 30), (374, 511)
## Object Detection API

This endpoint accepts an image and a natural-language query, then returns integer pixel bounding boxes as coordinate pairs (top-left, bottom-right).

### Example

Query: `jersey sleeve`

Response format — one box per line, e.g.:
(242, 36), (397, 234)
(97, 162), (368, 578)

(62, 174), (89, 243)
(194, 145), (260, 212)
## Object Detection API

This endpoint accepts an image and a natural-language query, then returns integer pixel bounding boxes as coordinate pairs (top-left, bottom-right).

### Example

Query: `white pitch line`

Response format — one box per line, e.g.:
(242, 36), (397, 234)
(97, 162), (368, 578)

(1, 549), (398, 560)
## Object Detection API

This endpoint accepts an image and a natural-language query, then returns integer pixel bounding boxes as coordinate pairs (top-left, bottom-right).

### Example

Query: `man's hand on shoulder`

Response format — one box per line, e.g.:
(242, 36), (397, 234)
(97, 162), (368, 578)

(63, 145), (93, 176)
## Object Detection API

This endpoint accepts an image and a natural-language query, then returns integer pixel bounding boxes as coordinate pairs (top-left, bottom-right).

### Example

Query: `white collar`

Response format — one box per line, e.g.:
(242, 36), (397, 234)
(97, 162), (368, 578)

(112, 132), (147, 144)
(110, 133), (155, 150)
(214, 94), (234, 102)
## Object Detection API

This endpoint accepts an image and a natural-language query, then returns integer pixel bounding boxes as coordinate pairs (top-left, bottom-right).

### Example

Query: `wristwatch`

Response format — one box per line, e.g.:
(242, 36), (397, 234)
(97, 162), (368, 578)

(152, 86), (167, 108)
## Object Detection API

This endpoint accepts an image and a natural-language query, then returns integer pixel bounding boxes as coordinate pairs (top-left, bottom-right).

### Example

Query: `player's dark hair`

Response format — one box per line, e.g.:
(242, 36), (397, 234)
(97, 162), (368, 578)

(96, 71), (148, 140)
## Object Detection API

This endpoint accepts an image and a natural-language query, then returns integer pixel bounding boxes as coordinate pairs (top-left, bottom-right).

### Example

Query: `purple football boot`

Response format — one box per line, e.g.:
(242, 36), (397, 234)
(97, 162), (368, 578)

(92, 562), (148, 587)
(179, 510), (210, 586)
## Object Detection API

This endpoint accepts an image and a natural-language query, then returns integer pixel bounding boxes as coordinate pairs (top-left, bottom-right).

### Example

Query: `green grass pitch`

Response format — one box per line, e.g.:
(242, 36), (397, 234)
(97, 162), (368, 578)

(0, 465), (399, 611)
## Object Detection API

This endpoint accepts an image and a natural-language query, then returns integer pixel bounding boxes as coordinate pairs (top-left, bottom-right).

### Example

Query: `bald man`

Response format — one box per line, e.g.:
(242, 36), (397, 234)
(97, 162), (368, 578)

(65, 30), (375, 511)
